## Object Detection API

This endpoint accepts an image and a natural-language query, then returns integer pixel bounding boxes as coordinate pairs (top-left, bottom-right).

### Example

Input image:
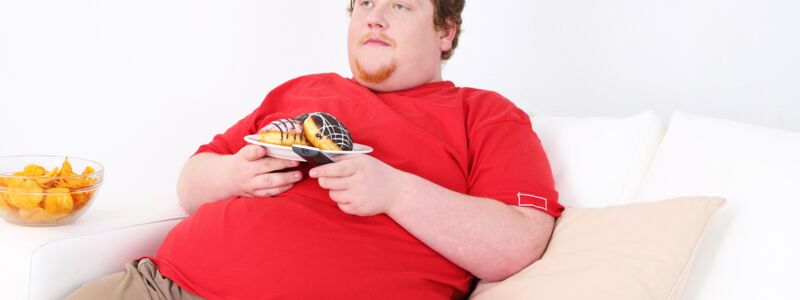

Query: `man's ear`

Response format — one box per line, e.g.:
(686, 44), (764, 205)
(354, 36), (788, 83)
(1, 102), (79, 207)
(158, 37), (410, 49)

(438, 19), (457, 52)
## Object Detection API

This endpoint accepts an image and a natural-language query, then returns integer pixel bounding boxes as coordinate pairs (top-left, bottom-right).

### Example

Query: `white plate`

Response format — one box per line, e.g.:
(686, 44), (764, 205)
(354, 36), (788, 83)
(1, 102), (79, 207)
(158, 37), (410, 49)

(243, 134), (374, 162)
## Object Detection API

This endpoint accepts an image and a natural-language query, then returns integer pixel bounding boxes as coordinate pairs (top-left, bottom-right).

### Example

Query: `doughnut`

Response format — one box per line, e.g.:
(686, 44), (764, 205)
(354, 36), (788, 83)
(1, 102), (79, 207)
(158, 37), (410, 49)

(297, 112), (353, 151)
(257, 118), (310, 146)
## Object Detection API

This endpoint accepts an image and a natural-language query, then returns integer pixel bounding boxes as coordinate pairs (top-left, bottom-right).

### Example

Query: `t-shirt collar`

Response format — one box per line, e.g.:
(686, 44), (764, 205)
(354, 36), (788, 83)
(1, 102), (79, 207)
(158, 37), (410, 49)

(347, 77), (456, 96)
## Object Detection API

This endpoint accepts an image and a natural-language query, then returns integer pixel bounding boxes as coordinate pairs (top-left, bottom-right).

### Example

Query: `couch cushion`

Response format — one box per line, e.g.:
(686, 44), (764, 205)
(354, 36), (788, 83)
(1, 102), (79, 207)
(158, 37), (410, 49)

(470, 196), (725, 300)
(634, 111), (800, 299)
(531, 111), (665, 207)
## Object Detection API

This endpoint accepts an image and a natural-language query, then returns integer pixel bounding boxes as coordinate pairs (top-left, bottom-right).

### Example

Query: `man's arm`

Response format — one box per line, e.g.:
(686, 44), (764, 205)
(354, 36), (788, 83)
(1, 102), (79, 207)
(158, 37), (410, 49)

(311, 154), (555, 282)
(177, 153), (237, 214)
(386, 175), (554, 282)
(177, 145), (302, 214)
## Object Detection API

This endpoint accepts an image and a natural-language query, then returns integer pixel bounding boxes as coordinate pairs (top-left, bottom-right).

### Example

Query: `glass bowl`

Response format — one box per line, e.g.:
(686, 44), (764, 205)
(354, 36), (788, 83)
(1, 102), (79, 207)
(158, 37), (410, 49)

(0, 155), (104, 226)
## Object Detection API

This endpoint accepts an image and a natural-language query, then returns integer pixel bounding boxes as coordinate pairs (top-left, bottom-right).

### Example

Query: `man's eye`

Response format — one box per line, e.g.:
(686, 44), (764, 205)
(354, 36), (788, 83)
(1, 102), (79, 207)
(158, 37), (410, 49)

(359, 0), (373, 7)
(392, 3), (407, 11)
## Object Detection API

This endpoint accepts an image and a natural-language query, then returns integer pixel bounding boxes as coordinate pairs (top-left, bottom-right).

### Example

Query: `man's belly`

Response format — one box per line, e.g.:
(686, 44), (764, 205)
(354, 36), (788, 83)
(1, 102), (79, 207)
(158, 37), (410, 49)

(153, 183), (471, 299)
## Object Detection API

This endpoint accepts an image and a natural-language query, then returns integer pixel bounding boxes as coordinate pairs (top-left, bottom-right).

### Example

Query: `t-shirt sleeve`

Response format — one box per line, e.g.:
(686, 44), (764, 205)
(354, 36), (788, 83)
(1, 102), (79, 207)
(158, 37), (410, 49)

(466, 115), (563, 217)
(194, 108), (265, 156)
(195, 103), (300, 156)
(193, 76), (311, 156)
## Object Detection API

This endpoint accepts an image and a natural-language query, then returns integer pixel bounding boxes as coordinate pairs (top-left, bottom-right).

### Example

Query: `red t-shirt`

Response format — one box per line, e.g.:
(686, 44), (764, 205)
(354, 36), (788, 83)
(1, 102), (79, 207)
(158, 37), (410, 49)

(150, 73), (562, 299)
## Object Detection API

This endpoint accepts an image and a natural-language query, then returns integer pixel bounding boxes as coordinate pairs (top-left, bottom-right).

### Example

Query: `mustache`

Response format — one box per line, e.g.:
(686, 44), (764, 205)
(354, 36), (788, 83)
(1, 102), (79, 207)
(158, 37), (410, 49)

(358, 33), (396, 47)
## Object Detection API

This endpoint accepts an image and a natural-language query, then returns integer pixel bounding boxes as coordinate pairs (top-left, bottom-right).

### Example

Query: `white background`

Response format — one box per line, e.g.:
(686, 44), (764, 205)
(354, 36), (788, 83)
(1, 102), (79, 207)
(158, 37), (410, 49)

(1, 0), (798, 209)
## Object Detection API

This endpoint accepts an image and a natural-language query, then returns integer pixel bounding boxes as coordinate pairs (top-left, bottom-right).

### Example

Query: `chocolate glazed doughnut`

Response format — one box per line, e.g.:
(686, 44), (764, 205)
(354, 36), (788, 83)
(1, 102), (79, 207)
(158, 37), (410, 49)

(297, 112), (353, 151)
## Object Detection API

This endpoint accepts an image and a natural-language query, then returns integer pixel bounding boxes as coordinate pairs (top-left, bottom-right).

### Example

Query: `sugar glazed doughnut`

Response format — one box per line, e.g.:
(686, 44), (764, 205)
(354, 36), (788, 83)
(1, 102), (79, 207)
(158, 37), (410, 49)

(257, 118), (310, 146)
(297, 112), (354, 151)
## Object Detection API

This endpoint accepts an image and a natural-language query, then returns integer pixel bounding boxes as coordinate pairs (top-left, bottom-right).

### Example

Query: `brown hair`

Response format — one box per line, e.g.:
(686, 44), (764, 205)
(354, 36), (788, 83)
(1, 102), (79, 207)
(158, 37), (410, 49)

(348, 0), (465, 60)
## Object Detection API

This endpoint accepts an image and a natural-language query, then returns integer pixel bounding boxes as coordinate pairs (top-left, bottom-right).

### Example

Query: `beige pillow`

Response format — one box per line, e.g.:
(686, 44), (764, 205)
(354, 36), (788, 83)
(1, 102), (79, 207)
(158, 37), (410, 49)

(469, 196), (725, 300)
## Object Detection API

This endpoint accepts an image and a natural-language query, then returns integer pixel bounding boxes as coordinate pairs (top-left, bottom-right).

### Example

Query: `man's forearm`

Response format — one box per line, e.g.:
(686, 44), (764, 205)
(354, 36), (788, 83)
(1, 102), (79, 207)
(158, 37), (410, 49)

(386, 174), (555, 282)
(176, 153), (233, 214)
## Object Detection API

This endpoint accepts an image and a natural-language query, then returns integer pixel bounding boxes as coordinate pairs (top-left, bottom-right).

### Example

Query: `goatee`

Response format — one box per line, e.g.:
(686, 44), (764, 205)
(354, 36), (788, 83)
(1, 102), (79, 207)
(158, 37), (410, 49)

(355, 59), (398, 84)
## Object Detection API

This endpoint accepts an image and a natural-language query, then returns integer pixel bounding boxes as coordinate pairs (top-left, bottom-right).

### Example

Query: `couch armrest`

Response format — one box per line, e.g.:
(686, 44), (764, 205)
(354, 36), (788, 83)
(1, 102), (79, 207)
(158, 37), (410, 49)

(1, 216), (185, 300)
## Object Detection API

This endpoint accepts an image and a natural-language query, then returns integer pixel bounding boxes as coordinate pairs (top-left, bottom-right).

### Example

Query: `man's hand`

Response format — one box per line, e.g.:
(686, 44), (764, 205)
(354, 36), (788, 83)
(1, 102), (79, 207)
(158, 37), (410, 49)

(227, 145), (304, 198)
(309, 154), (412, 216)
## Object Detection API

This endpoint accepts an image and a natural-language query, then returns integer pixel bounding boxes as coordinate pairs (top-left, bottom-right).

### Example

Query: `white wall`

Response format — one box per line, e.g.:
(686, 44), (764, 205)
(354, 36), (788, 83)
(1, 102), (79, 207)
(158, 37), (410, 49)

(1, 0), (798, 207)
(448, 0), (800, 129)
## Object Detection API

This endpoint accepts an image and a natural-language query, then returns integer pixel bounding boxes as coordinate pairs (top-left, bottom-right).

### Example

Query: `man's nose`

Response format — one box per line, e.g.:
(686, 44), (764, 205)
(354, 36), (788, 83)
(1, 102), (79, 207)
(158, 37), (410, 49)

(366, 6), (388, 30)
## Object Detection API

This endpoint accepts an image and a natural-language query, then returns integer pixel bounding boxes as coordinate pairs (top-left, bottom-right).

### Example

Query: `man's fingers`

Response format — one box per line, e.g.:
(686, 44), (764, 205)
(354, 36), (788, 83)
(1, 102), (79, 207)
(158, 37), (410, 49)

(259, 157), (300, 173)
(329, 190), (350, 205)
(250, 171), (303, 191)
(318, 176), (351, 191)
(332, 154), (361, 162)
(252, 184), (294, 197)
(310, 160), (357, 178)
(337, 202), (355, 215)
(239, 145), (267, 161)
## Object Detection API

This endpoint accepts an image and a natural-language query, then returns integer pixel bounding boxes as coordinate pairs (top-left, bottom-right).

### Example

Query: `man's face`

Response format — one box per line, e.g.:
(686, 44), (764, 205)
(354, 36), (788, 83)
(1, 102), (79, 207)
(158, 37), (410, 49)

(348, 0), (451, 92)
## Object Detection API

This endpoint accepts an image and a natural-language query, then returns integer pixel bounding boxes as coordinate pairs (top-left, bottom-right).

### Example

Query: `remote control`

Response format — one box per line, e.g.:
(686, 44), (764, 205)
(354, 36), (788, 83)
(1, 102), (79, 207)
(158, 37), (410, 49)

(292, 145), (335, 166)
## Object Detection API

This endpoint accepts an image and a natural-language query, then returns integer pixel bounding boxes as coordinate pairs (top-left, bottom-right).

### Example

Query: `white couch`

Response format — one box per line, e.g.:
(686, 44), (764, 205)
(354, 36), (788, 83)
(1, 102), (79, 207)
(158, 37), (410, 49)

(2, 110), (798, 299)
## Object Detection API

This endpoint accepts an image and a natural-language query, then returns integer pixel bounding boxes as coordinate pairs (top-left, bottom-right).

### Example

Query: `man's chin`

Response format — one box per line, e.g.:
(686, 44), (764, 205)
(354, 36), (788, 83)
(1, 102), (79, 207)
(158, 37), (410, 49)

(354, 60), (398, 85)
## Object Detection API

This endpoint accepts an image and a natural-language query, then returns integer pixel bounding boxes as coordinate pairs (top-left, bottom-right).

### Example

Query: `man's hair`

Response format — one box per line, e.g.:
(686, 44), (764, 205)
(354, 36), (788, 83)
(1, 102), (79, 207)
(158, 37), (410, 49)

(348, 0), (465, 60)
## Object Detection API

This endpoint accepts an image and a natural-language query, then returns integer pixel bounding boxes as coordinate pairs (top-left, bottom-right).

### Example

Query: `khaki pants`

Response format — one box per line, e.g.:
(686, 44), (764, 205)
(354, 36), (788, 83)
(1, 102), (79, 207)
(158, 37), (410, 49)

(66, 258), (204, 300)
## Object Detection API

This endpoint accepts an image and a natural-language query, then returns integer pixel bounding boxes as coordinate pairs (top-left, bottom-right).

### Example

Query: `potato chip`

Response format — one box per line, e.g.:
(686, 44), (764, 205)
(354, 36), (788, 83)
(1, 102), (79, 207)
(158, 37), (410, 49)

(60, 158), (74, 177)
(81, 167), (98, 186)
(46, 167), (60, 177)
(44, 188), (73, 215)
(18, 207), (64, 222)
(5, 176), (23, 188)
(82, 166), (95, 175)
(36, 167), (61, 188)
(84, 175), (98, 186)
(56, 158), (93, 188)
(23, 164), (46, 177)
(8, 179), (44, 209)
(0, 192), (11, 210)
(60, 178), (83, 189)
(72, 190), (93, 209)
(18, 207), (44, 219)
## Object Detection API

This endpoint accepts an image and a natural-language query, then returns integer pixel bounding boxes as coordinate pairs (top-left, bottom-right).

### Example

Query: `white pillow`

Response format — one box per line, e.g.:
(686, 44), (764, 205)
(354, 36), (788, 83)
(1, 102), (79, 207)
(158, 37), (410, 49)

(634, 111), (800, 299)
(531, 111), (665, 207)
